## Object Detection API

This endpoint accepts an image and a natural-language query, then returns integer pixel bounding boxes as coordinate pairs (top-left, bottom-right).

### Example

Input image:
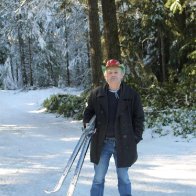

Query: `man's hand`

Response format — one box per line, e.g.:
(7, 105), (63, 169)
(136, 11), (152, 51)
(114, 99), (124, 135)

(83, 122), (86, 129)
(83, 122), (89, 129)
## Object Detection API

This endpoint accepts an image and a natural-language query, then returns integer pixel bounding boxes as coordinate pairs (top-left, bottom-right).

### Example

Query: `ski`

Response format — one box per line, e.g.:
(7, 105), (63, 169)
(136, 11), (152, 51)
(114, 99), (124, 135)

(45, 115), (96, 194)
(66, 133), (93, 196)
(45, 131), (86, 194)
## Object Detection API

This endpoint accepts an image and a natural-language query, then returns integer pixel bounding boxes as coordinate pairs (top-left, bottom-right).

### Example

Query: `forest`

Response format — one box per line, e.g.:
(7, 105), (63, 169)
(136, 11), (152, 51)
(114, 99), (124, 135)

(0, 0), (195, 137)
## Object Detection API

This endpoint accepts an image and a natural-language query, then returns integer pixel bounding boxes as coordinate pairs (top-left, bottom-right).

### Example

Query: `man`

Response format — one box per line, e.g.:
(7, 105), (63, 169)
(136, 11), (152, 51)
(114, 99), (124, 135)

(83, 59), (144, 196)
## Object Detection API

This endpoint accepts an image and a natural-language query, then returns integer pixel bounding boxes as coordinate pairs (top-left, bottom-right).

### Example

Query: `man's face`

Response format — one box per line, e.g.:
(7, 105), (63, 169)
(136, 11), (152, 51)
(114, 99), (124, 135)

(104, 67), (124, 86)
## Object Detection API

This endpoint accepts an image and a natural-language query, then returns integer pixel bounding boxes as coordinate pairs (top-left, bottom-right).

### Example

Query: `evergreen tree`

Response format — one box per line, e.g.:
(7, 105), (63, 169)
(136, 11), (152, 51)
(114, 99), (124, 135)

(101, 0), (121, 60)
(88, 0), (102, 87)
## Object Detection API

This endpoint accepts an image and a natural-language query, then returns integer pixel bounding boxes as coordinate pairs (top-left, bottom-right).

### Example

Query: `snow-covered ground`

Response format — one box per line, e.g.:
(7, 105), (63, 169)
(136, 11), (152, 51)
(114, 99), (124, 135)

(0, 88), (195, 196)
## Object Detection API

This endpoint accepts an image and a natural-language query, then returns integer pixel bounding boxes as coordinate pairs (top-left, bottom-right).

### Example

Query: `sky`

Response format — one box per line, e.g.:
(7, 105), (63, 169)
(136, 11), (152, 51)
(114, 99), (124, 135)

(0, 88), (196, 196)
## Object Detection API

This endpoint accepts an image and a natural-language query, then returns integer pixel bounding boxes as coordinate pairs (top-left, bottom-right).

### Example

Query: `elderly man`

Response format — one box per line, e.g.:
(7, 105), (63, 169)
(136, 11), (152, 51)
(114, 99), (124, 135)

(83, 59), (144, 196)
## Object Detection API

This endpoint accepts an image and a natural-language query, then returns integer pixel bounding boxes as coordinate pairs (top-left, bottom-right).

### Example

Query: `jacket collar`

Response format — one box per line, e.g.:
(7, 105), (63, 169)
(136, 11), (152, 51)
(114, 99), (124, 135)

(96, 82), (131, 98)
(96, 83), (108, 97)
(96, 82), (130, 120)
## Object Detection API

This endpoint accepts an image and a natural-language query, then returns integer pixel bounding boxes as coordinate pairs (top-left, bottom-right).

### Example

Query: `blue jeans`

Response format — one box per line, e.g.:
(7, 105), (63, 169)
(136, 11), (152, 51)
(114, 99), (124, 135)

(90, 138), (132, 196)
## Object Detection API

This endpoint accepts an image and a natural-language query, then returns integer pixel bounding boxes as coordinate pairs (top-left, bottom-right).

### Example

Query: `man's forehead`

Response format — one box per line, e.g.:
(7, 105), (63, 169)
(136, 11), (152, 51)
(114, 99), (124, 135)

(106, 67), (121, 71)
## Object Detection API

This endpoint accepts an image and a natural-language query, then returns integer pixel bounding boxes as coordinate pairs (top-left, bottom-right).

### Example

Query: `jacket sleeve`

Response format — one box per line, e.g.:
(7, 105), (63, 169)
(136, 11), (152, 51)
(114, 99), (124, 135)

(83, 91), (95, 125)
(132, 92), (145, 143)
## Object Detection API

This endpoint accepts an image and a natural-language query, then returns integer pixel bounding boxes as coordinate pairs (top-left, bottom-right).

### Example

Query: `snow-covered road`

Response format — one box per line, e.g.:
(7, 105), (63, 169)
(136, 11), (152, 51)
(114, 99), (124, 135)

(0, 88), (195, 196)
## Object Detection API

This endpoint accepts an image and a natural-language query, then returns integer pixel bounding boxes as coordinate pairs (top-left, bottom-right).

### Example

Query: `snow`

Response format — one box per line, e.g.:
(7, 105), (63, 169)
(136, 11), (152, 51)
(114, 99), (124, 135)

(0, 88), (195, 196)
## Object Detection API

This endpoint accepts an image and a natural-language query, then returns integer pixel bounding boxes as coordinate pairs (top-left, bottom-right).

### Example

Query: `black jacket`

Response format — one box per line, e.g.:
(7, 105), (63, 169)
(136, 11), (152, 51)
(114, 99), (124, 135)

(83, 82), (144, 167)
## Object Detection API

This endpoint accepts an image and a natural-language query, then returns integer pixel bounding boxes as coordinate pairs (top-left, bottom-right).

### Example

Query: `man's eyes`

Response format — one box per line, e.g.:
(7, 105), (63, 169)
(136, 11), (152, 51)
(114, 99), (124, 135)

(108, 71), (118, 74)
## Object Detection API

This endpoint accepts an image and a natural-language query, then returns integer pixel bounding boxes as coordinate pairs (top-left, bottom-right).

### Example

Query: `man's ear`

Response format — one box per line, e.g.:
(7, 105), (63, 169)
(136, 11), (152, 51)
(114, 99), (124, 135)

(101, 66), (106, 74)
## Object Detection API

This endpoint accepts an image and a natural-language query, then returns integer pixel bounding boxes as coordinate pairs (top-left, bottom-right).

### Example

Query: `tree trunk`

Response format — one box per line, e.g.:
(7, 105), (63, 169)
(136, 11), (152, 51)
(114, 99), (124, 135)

(88, 0), (103, 87)
(65, 29), (70, 86)
(17, 23), (28, 86)
(10, 55), (15, 82)
(86, 31), (91, 69)
(15, 0), (27, 87)
(28, 37), (33, 86)
(63, 9), (70, 86)
(159, 29), (166, 82)
(101, 0), (121, 60)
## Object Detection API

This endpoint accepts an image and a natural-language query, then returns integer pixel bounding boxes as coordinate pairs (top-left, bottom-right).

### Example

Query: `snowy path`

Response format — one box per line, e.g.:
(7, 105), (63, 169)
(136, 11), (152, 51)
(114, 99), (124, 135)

(0, 89), (196, 196)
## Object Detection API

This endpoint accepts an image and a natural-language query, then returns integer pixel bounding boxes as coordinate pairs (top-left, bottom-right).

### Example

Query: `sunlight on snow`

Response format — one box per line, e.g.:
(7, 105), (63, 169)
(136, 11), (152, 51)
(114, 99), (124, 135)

(60, 137), (79, 142)
(0, 124), (36, 131)
(26, 103), (35, 106)
(28, 108), (47, 113)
